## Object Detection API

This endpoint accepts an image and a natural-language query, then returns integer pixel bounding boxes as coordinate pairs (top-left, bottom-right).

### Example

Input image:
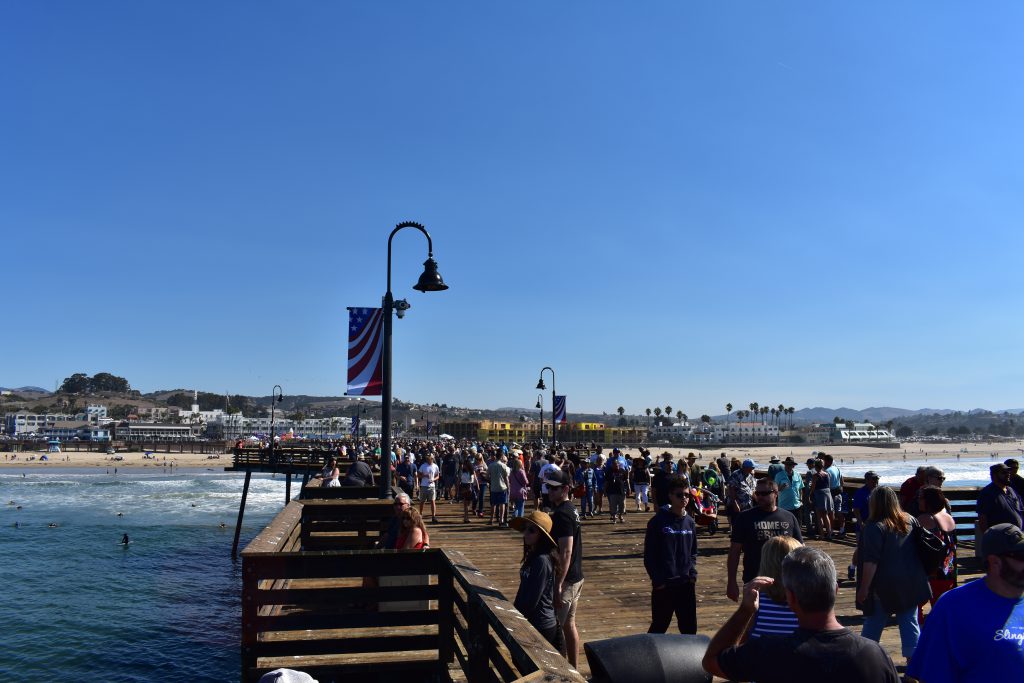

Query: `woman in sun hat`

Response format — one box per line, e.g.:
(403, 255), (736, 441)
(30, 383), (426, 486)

(511, 510), (564, 650)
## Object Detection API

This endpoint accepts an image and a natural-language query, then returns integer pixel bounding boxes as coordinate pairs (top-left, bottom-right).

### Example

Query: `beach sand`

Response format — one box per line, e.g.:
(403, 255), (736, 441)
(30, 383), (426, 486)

(0, 449), (229, 469)
(3, 439), (1021, 470)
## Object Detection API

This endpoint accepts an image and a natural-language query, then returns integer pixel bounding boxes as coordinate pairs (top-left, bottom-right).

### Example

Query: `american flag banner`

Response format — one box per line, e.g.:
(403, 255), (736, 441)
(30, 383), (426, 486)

(350, 416), (360, 435)
(346, 307), (384, 396)
(554, 395), (567, 424)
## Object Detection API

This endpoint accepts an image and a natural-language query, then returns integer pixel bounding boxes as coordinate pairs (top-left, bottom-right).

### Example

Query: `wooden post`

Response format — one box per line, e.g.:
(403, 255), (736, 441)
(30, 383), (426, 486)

(232, 470), (252, 558)
(438, 568), (455, 665)
(240, 555), (258, 682)
(285, 471), (292, 504)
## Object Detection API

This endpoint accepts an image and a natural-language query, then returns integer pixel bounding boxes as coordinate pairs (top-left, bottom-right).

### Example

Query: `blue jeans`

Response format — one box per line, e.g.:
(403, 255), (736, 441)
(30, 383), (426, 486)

(580, 489), (595, 516)
(476, 483), (487, 513)
(512, 498), (525, 518)
(861, 597), (920, 660)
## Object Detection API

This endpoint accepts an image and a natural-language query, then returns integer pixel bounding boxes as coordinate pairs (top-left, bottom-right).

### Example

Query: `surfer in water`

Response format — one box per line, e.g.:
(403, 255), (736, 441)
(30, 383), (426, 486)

(121, 534), (130, 546)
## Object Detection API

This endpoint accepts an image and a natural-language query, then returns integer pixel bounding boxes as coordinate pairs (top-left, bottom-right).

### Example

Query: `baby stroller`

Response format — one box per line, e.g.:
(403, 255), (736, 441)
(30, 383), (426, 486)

(689, 486), (720, 536)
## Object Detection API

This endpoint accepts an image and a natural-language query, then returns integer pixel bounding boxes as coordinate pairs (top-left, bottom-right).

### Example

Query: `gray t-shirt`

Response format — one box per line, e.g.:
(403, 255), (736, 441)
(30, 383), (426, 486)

(859, 518), (931, 613)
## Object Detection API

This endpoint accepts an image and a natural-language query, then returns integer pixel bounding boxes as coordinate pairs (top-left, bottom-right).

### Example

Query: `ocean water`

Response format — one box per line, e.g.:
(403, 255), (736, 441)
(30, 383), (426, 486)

(0, 468), (287, 682)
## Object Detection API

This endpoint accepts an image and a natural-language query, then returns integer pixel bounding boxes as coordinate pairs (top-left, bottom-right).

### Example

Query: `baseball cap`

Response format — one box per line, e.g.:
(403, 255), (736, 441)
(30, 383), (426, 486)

(742, 459), (757, 469)
(991, 463), (1010, 474)
(806, 458), (816, 466)
(864, 471), (879, 480)
(982, 523), (1024, 558)
(543, 469), (568, 488)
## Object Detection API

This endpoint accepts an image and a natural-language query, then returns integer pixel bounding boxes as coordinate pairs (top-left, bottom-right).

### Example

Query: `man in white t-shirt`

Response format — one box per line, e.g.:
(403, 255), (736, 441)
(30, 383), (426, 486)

(418, 454), (440, 523)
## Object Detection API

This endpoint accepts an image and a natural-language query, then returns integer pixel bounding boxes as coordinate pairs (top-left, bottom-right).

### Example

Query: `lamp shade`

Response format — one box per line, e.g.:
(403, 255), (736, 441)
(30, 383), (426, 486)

(536, 378), (546, 390)
(413, 257), (448, 292)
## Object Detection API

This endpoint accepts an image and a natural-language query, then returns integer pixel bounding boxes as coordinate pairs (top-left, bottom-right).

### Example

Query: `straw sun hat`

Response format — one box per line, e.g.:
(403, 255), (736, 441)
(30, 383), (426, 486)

(510, 510), (556, 547)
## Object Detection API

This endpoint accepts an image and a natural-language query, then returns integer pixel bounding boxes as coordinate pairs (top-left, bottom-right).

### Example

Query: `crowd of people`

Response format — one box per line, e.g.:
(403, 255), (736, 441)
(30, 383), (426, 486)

(305, 437), (1024, 681)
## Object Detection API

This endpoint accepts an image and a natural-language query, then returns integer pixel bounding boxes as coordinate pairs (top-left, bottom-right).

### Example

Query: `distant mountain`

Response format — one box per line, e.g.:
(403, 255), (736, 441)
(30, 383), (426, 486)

(0, 386), (50, 394)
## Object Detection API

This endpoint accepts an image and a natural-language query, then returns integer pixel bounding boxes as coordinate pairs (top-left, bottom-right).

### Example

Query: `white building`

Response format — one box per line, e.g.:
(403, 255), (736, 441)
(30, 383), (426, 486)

(725, 421), (780, 442)
(648, 421), (694, 442)
(834, 422), (894, 443)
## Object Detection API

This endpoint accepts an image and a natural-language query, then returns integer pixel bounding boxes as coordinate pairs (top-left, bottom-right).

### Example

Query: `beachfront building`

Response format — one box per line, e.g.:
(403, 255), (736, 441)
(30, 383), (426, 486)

(832, 422), (894, 443)
(206, 414), (379, 440)
(438, 419), (647, 445)
(648, 421), (694, 443)
(4, 411), (77, 436)
(116, 422), (195, 441)
(38, 421), (113, 441)
(725, 421), (780, 443)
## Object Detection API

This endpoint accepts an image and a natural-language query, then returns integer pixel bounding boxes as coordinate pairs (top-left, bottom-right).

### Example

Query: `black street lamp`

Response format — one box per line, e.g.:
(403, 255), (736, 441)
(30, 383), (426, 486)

(269, 385), (283, 462)
(380, 221), (448, 498)
(535, 394), (544, 445)
(536, 367), (556, 447)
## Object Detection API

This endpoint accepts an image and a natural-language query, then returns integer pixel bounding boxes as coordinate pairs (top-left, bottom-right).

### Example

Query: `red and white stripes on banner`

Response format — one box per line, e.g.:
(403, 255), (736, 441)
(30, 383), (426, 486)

(346, 307), (384, 396)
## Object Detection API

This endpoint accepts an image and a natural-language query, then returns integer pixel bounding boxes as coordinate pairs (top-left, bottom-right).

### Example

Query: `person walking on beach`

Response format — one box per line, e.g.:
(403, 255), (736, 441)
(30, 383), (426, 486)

(703, 546), (900, 683)
(547, 469), (584, 668)
(643, 475), (698, 634)
(907, 523), (1024, 682)
(727, 478), (802, 602)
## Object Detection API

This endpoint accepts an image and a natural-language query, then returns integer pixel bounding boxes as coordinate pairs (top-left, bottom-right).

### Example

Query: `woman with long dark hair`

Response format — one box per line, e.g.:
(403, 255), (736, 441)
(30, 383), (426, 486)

(511, 511), (564, 650)
(916, 484), (957, 622)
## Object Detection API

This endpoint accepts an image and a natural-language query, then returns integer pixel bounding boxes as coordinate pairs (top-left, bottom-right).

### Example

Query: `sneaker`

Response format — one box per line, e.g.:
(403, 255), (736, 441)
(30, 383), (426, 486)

(848, 564), (856, 581)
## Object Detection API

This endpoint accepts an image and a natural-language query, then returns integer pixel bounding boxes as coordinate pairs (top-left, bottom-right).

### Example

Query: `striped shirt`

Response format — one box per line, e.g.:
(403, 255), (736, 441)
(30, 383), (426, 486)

(748, 596), (799, 639)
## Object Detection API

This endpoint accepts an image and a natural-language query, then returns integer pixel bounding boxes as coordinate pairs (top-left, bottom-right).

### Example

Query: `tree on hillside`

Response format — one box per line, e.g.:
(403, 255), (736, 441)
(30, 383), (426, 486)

(58, 373), (90, 394)
(896, 425), (913, 438)
(58, 372), (131, 395)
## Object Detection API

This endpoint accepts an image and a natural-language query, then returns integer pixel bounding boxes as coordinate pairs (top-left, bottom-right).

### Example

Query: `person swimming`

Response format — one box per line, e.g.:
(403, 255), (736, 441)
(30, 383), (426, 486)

(117, 512), (124, 517)
(47, 523), (58, 528)
(121, 534), (130, 545)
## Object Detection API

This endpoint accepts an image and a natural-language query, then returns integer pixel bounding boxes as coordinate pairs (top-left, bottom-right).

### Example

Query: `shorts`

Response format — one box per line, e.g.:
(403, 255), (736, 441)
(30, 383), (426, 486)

(459, 483), (474, 502)
(814, 489), (834, 512)
(830, 489), (844, 513)
(490, 490), (509, 505)
(419, 486), (436, 502)
(557, 579), (584, 625)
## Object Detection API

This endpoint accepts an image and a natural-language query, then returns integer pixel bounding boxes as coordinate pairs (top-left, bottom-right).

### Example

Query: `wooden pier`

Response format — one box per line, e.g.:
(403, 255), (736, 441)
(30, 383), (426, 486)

(238, 466), (987, 681)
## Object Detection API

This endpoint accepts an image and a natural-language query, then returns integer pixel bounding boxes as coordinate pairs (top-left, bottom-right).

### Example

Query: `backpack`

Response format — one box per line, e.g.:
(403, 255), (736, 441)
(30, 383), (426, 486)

(914, 524), (951, 575)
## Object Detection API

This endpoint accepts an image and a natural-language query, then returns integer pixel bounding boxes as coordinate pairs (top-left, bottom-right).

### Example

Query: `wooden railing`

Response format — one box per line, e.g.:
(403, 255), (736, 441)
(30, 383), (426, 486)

(241, 499), (583, 683)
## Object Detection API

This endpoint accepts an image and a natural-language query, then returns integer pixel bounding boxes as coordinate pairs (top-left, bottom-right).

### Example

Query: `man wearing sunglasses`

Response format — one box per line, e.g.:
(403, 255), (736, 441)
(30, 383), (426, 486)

(727, 479), (802, 602)
(643, 475), (698, 634)
(908, 523), (1024, 681)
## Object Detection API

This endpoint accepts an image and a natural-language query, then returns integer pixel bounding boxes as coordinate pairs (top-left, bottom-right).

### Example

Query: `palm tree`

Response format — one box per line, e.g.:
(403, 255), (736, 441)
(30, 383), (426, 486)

(646, 408), (652, 428)
(770, 408), (777, 426)
(749, 402), (759, 425)
(787, 407), (795, 430)
(654, 407), (663, 420)
(681, 413), (688, 423)
(617, 406), (625, 418)
(665, 405), (672, 418)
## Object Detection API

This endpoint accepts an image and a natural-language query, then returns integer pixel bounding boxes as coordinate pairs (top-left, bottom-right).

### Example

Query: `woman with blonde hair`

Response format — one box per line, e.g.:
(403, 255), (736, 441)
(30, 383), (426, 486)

(856, 486), (930, 663)
(746, 535), (802, 639)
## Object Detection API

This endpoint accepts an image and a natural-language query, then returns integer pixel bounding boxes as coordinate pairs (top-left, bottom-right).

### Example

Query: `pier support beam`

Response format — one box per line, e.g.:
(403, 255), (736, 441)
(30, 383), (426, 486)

(285, 472), (292, 504)
(232, 470), (252, 559)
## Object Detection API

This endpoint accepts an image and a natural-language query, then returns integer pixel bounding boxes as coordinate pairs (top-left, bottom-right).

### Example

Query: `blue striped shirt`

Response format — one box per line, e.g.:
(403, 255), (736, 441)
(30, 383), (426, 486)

(749, 596), (799, 639)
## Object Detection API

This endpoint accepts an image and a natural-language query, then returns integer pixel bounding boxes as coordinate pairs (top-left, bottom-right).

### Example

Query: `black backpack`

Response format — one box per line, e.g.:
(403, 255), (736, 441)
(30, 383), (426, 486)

(914, 523), (950, 575)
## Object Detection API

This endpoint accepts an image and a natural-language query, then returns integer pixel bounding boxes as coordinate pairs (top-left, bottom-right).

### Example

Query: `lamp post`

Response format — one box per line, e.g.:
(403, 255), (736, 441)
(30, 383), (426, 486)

(269, 385), (283, 461)
(380, 221), (448, 499)
(536, 367), (556, 447)
(535, 394), (544, 447)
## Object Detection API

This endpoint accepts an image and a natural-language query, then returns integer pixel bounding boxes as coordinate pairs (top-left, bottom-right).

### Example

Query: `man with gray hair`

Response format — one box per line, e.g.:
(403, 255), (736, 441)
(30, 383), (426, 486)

(704, 546), (899, 682)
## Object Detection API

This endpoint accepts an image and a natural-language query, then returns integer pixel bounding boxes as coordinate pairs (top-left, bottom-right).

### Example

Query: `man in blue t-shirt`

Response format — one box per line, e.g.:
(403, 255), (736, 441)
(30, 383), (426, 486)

(908, 523), (1024, 682)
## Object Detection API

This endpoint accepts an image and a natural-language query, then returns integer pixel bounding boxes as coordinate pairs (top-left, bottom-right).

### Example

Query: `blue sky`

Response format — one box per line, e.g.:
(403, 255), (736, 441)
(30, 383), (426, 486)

(3, 2), (1022, 415)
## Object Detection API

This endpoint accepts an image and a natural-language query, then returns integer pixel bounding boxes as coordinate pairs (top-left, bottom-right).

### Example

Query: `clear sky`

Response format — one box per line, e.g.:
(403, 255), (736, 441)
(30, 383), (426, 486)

(3, 2), (1022, 415)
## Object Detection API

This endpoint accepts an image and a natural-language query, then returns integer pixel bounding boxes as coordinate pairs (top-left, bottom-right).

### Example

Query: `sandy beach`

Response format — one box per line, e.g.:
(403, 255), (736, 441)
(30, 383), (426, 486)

(3, 440), (1022, 470)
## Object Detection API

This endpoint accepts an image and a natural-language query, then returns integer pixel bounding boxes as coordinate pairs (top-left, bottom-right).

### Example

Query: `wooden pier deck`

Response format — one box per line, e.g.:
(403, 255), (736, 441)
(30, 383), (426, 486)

(424, 498), (983, 678)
